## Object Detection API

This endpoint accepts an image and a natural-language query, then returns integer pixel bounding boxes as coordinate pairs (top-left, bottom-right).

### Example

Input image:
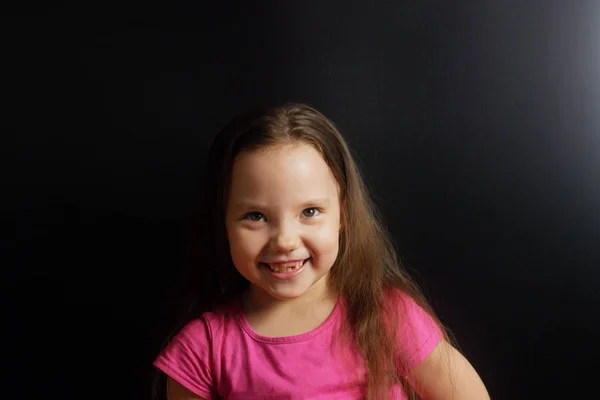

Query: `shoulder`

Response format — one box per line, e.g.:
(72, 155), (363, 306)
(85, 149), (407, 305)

(384, 288), (445, 372)
(384, 293), (491, 398)
(172, 303), (241, 347)
(155, 316), (213, 372)
(153, 306), (242, 400)
(384, 288), (438, 328)
(156, 304), (241, 366)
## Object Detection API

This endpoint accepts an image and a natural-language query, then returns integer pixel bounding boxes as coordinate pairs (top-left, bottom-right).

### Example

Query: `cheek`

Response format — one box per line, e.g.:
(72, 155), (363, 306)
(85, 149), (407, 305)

(309, 222), (340, 255)
(228, 228), (266, 258)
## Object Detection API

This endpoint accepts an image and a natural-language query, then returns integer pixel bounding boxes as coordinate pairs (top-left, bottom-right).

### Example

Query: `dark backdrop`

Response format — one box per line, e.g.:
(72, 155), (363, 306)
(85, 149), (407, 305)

(8, 1), (600, 399)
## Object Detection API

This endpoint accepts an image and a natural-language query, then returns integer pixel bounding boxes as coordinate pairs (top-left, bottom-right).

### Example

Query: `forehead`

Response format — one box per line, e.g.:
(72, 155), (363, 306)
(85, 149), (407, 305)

(228, 143), (339, 206)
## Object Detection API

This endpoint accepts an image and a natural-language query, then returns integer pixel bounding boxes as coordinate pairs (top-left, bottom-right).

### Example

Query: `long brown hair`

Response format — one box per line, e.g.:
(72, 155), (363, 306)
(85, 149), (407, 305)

(165, 103), (452, 399)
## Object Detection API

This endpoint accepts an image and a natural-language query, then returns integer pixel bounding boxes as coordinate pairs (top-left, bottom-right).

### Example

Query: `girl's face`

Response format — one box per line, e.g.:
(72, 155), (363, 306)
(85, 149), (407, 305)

(225, 143), (341, 303)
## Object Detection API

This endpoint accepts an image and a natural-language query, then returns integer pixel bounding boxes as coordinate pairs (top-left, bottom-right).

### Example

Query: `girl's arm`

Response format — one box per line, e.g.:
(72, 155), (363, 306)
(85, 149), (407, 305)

(409, 340), (490, 400)
(166, 377), (207, 400)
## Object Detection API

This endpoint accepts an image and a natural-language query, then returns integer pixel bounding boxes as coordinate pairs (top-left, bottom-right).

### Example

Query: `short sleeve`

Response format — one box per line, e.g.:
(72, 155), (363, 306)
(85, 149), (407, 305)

(391, 291), (444, 374)
(154, 318), (216, 399)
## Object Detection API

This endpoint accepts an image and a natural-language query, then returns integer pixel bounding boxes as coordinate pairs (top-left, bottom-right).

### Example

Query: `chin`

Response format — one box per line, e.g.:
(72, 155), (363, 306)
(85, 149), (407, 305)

(264, 274), (331, 301)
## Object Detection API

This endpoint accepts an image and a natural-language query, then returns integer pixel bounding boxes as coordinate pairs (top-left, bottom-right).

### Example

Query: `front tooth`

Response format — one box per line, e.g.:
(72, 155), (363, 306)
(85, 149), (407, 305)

(269, 261), (303, 272)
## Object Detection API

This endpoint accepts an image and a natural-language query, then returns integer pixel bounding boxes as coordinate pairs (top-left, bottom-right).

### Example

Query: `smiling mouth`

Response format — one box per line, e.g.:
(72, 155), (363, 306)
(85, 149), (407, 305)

(260, 259), (310, 273)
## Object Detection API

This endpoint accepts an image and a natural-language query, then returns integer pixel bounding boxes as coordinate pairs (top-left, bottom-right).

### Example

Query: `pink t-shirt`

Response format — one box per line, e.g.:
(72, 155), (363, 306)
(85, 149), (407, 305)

(154, 291), (442, 399)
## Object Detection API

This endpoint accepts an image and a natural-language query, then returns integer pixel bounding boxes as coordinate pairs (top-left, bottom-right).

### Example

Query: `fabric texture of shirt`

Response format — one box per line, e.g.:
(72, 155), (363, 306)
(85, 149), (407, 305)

(154, 290), (443, 399)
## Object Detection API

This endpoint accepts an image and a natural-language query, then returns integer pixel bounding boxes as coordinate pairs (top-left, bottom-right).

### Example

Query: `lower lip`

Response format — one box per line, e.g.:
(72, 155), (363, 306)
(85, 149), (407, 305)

(262, 259), (309, 280)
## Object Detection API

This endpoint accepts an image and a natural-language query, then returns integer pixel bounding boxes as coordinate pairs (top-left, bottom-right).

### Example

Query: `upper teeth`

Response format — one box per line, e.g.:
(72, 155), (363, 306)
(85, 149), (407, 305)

(268, 260), (304, 272)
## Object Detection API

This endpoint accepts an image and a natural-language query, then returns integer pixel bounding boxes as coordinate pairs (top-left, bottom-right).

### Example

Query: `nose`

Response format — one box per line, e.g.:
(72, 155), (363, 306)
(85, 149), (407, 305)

(269, 220), (301, 253)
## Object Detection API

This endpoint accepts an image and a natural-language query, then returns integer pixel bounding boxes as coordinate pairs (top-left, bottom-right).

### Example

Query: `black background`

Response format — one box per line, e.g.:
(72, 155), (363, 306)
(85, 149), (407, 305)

(8, 1), (600, 399)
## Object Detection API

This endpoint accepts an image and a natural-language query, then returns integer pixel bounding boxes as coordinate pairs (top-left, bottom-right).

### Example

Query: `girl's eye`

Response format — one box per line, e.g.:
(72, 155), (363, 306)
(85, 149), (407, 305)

(244, 212), (265, 222)
(302, 208), (320, 218)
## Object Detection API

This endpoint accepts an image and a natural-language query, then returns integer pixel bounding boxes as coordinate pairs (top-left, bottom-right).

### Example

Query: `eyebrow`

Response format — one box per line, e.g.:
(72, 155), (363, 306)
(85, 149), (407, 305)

(232, 198), (332, 209)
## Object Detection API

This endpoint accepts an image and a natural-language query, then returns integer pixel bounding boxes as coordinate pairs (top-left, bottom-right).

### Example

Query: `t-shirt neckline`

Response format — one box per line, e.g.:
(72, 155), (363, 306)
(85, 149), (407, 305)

(234, 296), (343, 344)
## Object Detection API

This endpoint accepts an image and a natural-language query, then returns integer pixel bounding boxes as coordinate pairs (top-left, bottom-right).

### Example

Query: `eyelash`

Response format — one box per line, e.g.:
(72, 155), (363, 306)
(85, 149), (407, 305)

(243, 208), (322, 222)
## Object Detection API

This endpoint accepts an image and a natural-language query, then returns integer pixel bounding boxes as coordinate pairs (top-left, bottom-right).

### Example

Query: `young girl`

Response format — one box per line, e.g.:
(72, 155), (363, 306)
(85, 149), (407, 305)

(154, 103), (489, 399)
